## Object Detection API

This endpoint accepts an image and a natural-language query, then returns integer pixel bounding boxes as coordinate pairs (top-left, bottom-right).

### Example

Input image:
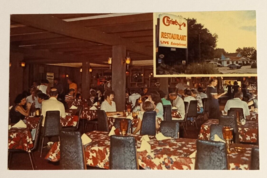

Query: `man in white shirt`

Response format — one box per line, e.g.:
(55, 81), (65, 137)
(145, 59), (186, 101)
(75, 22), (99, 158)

(100, 90), (116, 112)
(26, 88), (41, 109)
(169, 88), (185, 120)
(41, 88), (66, 126)
(224, 91), (250, 119)
(129, 90), (141, 108)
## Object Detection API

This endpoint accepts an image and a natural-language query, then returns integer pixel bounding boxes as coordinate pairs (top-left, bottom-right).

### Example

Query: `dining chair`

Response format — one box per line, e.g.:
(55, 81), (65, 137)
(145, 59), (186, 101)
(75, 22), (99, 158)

(140, 111), (157, 136)
(160, 121), (179, 138)
(8, 116), (43, 170)
(228, 108), (244, 120)
(109, 135), (138, 169)
(60, 131), (86, 169)
(185, 100), (198, 129)
(40, 111), (61, 157)
(251, 147), (259, 170)
(96, 110), (109, 132)
(210, 124), (224, 141)
(81, 106), (98, 133)
(114, 118), (132, 134)
(62, 106), (82, 131)
(219, 115), (239, 143)
(197, 98), (208, 121)
(163, 105), (172, 121)
(195, 139), (228, 170)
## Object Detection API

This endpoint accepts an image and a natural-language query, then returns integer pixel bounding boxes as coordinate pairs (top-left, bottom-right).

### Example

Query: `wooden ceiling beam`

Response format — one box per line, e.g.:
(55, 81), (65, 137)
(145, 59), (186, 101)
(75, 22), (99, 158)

(118, 30), (153, 38)
(69, 13), (152, 27)
(94, 20), (153, 33)
(10, 26), (44, 35)
(17, 37), (78, 46)
(11, 15), (152, 56)
(27, 41), (99, 50)
(10, 32), (62, 42)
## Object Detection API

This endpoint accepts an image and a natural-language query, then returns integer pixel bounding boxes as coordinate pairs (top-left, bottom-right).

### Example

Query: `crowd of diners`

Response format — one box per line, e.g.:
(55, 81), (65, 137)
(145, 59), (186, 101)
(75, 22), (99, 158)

(9, 77), (257, 133)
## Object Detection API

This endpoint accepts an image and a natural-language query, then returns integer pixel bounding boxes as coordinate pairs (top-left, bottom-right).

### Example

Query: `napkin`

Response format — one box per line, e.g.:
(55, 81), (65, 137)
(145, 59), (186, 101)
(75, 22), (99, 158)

(93, 102), (98, 106)
(47, 142), (54, 147)
(241, 119), (246, 125)
(90, 106), (97, 110)
(141, 135), (150, 142)
(69, 105), (78, 109)
(8, 125), (11, 130)
(189, 151), (196, 158)
(11, 120), (27, 128)
(81, 133), (92, 145)
(108, 126), (116, 136)
(214, 134), (225, 143)
(156, 132), (172, 141)
(172, 107), (177, 110)
(126, 114), (133, 120)
(137, 140), (151, 153)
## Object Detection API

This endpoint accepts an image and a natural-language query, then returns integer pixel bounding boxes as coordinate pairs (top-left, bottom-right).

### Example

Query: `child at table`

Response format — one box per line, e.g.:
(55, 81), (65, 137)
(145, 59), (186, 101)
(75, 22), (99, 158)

(132, 101), (161, 134)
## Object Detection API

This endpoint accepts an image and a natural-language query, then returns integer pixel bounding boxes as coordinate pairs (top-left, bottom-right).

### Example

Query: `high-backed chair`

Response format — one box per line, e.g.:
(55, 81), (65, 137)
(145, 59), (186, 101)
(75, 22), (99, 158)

(96, 110), (109, 132)
(40, 111), (61, 157)
(63, 106), (82, 131)
(228, 108), (244, 120)
(195, 139), (228, 170)
(163, 105), (172, 121)
(160, 121), (179, 138)
(109, 135), (138, 169)
(9, 117), (43, 170)
(60, 131), (86, 169)
(219, 115), (239, 143)
(185, 100), (198, 128)
(251, 147), (259, 170)
(210, 124), (224, 141)
(140, 111), (156, 136)
(114, 118), (132, 134)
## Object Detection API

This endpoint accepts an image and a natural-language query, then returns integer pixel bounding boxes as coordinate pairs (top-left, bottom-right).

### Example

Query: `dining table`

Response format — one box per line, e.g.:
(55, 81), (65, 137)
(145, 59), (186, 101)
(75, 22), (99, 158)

(45, 131), (255, 170)
(198, 118), (258, 144)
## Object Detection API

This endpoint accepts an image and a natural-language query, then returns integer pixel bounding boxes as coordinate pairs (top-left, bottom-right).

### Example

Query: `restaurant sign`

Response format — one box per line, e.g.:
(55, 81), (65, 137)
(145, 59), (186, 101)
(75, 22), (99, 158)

(159, 14), (187, 48)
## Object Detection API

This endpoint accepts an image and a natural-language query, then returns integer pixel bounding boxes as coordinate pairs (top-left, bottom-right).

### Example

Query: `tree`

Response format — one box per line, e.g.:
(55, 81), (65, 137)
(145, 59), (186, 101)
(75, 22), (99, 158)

(236, 47), (255, 58)
(186, 18), (218, 63)
(251, 50), (257, 60)
(214, 48), (227, 58)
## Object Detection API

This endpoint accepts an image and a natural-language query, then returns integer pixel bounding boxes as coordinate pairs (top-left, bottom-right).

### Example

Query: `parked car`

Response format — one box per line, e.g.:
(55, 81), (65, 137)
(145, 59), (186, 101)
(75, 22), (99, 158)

(228, 64), (242, 69)
(209, 61), (222, 67)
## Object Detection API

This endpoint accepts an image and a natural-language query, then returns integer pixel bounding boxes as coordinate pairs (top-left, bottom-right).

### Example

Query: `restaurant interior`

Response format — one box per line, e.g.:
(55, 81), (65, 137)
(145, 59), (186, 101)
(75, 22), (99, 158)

(8, 13), (259, 170)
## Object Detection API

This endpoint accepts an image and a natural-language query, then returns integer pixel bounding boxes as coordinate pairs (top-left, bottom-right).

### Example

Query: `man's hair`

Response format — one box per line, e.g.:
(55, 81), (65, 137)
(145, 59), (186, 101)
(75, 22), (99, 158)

(169, 88), (177, 94)
(159, 90), (166, 98)
(105, 90), (115, 99)
(50, 88), (58, 96)
(184, 89), (192, 96)
(197, 87), (204, 93)
(38, 93), (49, 100)
(142, 101), (155, 111)
(234, 91), (243, 98)
(191, 89), (198, 95)
(209, 78), (217, 84)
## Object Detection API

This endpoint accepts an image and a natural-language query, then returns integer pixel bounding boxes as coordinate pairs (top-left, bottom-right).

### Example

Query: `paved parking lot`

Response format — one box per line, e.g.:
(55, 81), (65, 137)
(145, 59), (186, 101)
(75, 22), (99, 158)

(218, 65), (257, 74)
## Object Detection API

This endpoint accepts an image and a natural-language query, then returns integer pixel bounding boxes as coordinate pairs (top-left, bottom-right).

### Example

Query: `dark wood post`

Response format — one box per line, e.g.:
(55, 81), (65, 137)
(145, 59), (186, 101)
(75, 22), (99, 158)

(82, 62), (90, 99)
(112, 45), (126, 111)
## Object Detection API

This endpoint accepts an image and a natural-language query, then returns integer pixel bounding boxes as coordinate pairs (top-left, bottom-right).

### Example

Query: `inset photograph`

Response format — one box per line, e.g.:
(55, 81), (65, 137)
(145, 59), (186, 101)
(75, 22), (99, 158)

(153, 11), (257, 76)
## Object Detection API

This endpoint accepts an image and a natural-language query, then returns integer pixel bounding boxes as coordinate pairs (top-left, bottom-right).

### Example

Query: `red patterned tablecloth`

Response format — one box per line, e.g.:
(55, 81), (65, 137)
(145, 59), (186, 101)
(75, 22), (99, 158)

(248, 111), (258, 121)
(80, 107), (97, 121)
(198, 119), (258, 143)
(24, 116), (40, 129)
(45, 131), (253, 170)
(60, 115), (79, 127)
(8, 128), (34, 152)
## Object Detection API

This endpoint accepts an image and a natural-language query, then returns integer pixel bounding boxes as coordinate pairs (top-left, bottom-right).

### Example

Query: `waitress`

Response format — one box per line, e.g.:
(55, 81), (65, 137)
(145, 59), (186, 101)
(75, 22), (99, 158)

(206, 78), (227, 119)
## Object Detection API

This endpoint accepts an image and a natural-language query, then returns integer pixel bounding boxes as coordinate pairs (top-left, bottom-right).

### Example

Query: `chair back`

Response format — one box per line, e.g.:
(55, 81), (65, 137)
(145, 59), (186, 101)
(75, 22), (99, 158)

(44, 111), (61, 137)
(60, 131), (85, 169)
(31, 116), (43, 151)
(186, 100), (198, 117)
(109, 135), (138, 169)
(228, 108), (244, 119)
(184, 101), (189, 113)
(160, 121), (179, 138)
(140, 111), (156, 136)
(96, 110), (109, 132)
(195, 139), (228, 170)
(251, 147), (259, 170)
(114, 118), (132, 134)
(163, 105), (172, 121)
(210, 124), (224, 141)
(219, 115), (238, 143)
(202, 98), (208, 113)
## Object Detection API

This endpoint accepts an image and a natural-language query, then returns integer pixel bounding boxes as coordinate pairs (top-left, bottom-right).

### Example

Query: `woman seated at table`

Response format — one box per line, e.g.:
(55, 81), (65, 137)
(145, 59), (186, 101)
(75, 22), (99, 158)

(9, 94), (32, 124)
(148, 92), (164, 122)
(132, 101), (161, 134)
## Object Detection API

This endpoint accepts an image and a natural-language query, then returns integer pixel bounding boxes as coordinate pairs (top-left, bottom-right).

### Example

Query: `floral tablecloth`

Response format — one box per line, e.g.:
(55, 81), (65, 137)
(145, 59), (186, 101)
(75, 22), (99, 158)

(24, 116), (40, 129)
(60, 114), (79, 127)
(198, 119), (258, 143)
(45, 131), (253, 170)
(8, 128), (34, 152)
